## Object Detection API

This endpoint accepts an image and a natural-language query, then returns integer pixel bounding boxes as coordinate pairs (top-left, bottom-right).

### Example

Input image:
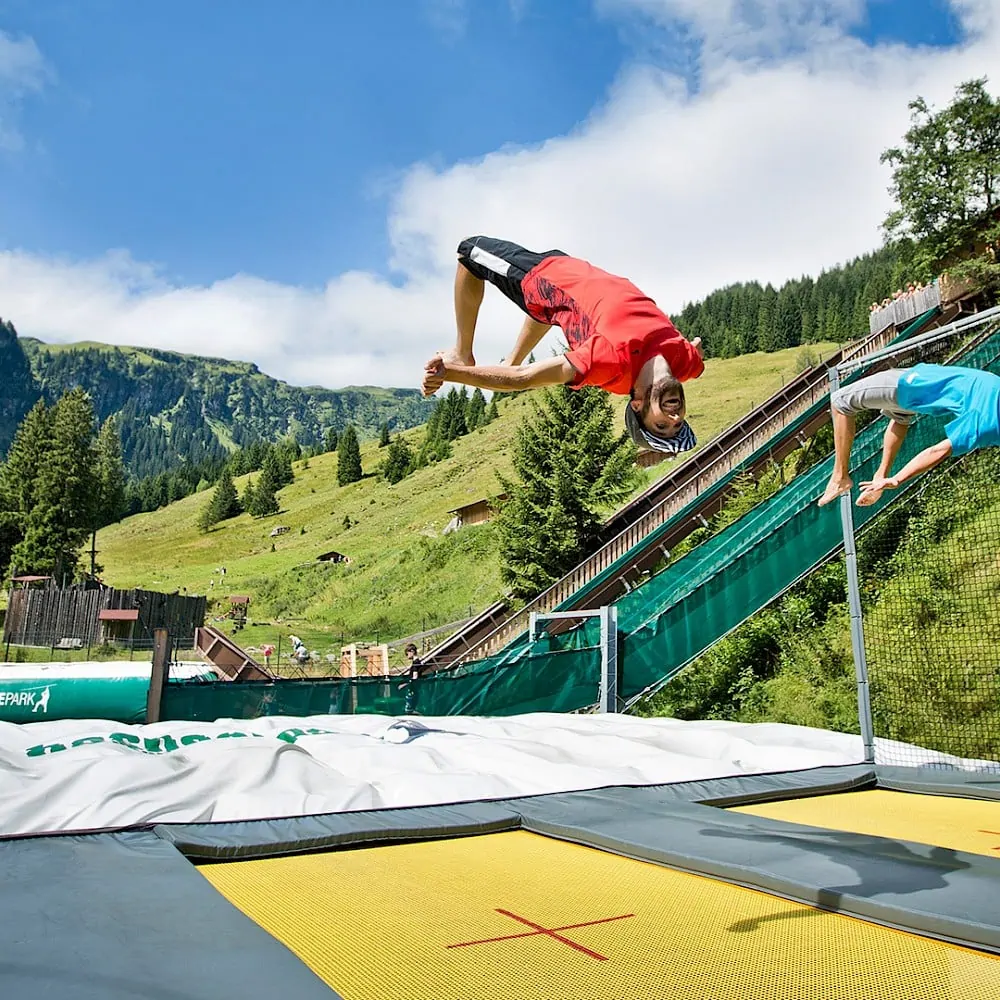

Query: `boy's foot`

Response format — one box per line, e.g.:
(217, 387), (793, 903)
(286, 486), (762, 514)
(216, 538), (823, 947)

(818, 478), (852, 506)
(440, 348), (475, 367)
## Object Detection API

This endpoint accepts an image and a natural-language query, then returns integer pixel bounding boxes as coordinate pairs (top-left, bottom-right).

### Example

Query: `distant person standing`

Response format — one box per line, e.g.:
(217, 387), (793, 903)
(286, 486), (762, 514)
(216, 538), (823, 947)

(399, 643), (426, 715)
(818, 364), (1000, 507)
(289, 634), (309, 665)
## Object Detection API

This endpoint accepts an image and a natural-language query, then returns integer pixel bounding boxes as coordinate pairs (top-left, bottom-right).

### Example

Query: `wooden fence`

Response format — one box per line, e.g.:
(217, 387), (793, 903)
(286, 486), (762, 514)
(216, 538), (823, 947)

(2, 584), (206, 648)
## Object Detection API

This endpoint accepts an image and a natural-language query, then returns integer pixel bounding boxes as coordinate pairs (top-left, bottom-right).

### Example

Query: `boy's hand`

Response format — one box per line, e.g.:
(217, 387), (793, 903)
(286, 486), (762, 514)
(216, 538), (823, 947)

(857, 475), (899, 507)
(691, 336), (703, 359)
(422, 355), (447, 397)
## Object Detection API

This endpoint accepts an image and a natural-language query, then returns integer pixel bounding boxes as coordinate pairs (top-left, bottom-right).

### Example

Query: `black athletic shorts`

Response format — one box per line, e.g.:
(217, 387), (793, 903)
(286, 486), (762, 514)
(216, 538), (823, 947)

(457, 236), (567, 313)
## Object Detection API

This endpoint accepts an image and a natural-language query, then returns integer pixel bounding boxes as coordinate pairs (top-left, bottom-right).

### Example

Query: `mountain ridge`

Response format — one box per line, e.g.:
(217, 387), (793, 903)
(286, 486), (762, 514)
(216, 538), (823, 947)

(1, 330), (434, 480)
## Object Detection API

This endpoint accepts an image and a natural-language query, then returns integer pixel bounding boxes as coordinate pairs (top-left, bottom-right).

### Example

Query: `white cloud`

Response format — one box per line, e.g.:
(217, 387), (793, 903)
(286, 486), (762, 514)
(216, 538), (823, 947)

(0, 29), (50, 151)
(1, 2), (999, 391)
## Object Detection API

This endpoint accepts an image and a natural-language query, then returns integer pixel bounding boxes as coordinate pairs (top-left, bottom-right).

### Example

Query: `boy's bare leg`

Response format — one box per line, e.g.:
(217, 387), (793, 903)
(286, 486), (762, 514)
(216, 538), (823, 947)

(857, 419), (909, 506)
(502, 316), (552, 366)
(818, 407), (856, 506)
(445, 262), (484, 366)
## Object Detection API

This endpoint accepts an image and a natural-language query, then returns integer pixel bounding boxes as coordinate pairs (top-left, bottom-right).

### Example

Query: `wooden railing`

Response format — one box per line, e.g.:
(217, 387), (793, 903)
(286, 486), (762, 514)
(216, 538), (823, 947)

(869, 282), (941, 335)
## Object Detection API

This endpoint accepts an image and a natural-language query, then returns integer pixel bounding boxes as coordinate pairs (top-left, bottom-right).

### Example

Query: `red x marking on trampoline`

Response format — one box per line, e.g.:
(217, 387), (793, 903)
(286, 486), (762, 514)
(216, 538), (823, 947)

(446, 908), (635, 961)
(980, 829), (1000, 851)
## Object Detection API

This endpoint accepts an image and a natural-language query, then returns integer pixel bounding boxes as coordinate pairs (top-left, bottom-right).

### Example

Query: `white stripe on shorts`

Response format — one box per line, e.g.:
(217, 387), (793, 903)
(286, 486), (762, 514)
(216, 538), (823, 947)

(470, 245), (511, 277)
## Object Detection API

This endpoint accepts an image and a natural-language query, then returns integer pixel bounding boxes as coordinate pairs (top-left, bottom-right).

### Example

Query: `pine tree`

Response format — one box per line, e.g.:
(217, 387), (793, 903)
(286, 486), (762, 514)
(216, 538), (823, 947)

(240, 478), (257, 513)
(95, 417), (127, 529)
(467, 388), (487, 430)
(325, 428), (339, 453)
(769, 285), (801, 351)
(380, 435), (414, 484)
(198, 468), (241, 531)
(756, 283), (778, 351)
(0, 474), (17, 579)
(442, 387), (469, 440)
(378, 422), (390, 447)
(496, 385), (639, 599)
(262, 446), (293, 489)
(11, 388), (98, 582)
(213, 469), (242, 520)
(484, 396), (499, 424)
(417, 399), (452, 466)
(0, 399), (51, 537)
(248, 469), (279, 517)
(337, 425), (363, 485)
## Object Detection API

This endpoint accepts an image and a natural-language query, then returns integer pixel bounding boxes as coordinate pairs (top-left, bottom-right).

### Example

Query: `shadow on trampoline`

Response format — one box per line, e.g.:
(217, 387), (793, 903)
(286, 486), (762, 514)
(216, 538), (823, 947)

(727, 907), (820, 934)
(701, 824), (972, 903)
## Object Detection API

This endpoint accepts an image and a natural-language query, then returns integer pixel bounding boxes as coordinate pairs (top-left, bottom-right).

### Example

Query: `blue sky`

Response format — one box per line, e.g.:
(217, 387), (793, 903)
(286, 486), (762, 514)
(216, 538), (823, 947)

(0, 1), (991, 390)
(0, 0), (964, 288)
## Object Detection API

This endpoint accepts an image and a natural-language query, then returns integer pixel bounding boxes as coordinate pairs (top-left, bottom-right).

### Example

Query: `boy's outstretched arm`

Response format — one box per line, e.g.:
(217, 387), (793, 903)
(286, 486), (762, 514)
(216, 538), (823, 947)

(422, 354), (576, 397)
(858, 437), (952, 502)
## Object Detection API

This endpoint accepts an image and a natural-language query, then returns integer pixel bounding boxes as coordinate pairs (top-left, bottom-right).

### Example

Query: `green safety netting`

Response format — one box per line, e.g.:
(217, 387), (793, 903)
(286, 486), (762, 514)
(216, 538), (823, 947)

(618, 328), (1000, 698)
(162, 625), (603, 720)
(165, 314), (1000, 722)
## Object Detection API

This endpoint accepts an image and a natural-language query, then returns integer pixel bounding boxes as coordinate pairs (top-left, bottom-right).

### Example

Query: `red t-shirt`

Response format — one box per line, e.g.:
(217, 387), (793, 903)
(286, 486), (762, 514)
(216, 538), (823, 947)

(520, 255), (704, 395)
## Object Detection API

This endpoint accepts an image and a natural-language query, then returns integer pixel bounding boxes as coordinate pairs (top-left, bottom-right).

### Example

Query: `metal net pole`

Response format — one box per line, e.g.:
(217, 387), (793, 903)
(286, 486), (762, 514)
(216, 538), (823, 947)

(829, 367), (877, 764)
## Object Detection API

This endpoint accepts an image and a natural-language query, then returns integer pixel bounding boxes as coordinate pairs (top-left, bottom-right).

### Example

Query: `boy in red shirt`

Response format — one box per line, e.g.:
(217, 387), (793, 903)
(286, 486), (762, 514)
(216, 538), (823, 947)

(422, 236), (705, 455)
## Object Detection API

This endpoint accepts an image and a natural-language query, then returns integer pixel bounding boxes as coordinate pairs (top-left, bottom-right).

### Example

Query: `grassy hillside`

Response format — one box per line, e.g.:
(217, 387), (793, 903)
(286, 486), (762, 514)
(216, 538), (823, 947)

(94, 342), (838, 657)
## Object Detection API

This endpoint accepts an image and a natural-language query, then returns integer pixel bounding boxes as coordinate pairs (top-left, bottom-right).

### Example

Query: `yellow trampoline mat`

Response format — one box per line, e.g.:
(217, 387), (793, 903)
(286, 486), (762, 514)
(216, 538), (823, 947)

(201, 830), (1000, 1000)
(733, 789), (1000, 858)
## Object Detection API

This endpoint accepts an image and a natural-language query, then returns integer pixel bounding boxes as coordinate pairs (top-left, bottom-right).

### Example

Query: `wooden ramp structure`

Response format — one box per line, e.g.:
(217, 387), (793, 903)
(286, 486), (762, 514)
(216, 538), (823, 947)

(195, 626), (275, 681)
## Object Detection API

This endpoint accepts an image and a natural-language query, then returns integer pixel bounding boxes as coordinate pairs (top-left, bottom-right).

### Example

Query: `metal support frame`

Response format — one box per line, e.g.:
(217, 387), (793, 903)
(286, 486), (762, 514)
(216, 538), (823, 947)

(529, 606), (619, 713)
(828, 368), (876, 764)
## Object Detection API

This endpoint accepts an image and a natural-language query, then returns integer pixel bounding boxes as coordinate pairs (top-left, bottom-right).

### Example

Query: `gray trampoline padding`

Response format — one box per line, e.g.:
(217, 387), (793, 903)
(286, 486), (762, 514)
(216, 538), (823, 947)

(546, 763), (877, 807)
(876, 765), (1000, 801)
(514, 787), (1000, 954)
(156, 764), (878, 857)
(0, 831), (339, 1000)
(157, 800), (523, 860)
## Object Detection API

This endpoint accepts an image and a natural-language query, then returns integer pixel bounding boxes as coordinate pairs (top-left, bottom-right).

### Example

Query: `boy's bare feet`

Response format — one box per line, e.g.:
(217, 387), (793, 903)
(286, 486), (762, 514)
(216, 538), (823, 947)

(818, 477), (852, 506)
(441, 347), (475, 367)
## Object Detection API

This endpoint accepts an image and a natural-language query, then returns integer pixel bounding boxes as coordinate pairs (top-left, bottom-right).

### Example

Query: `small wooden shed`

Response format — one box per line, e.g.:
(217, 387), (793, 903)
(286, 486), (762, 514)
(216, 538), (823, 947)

(97, 608), (139, 644)
(317, 550), (350, 564)
(444, 494), (508, 533)
(228, 595), (251, 628)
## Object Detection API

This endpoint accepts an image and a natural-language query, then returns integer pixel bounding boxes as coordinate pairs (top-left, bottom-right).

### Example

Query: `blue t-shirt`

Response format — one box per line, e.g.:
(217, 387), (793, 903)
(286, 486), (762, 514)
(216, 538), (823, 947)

(896, 364), (1000, 456)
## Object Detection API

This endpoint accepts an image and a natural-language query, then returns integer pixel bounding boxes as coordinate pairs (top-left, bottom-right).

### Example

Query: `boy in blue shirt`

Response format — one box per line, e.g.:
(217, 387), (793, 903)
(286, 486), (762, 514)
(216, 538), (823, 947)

(818, 364), (1000, 507)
